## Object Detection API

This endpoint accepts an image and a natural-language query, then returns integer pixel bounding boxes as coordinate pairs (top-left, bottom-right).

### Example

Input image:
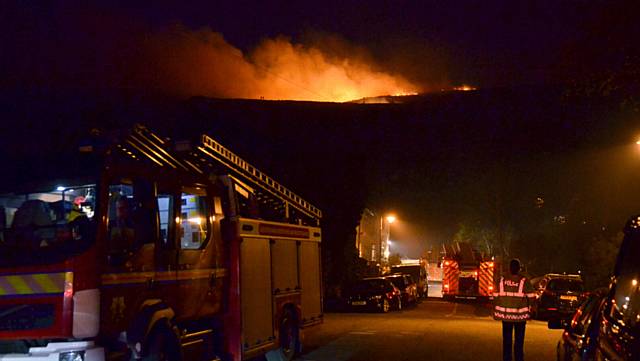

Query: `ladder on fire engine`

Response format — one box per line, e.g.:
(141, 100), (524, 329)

(127, 124), (321, 225)
(198, 134), (322, 224)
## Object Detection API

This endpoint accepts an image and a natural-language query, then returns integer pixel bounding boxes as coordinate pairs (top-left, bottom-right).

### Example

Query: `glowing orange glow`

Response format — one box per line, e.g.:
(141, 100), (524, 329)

(393, 91), (419, 97)
(445, 261), (450, 266)
(489, 286), (494, 291)
(488, 262), (494, 268)
(144, 26), (421, 102)
(452, 85), (477, 91)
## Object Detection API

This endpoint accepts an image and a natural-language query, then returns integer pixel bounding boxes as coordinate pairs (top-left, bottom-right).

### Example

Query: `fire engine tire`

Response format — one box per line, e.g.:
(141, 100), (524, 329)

(141, 321), (181, 361)
(279, 308), (299, 361)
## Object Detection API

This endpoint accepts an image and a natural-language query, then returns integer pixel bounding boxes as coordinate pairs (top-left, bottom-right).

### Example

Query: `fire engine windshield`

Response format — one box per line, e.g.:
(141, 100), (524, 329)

(0, 183), (97, 266)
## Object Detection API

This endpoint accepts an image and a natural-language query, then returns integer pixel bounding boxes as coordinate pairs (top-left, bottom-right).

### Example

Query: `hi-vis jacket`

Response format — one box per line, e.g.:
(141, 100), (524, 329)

(493, 274), (536, 322)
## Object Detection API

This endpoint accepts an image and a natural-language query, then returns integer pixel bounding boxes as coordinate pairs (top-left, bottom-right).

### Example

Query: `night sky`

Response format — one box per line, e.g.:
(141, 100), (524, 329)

(3, 1), (636, 92)
(1, 1), (639, 262)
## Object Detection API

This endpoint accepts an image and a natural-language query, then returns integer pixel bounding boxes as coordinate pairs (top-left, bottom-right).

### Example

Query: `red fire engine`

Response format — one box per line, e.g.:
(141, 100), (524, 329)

(0, 125), (322, 361)
(441, 242), (495, 301)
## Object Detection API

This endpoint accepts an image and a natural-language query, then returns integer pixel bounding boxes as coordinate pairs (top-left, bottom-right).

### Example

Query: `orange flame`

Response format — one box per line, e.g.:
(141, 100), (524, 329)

(142, 26), (420, 102)
(452, 85), (477, 91)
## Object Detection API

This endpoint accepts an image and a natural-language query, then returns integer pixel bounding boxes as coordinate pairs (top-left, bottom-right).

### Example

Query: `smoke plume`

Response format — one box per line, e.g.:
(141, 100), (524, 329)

(139, 26), (420, 102)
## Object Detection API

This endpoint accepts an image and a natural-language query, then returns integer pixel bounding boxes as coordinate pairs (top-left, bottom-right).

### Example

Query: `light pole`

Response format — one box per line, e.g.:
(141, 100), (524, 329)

(380, 214), (397, 265)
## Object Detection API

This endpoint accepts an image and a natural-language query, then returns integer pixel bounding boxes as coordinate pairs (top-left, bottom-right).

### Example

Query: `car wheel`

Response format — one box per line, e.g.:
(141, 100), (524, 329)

(381, 299), (390, 313)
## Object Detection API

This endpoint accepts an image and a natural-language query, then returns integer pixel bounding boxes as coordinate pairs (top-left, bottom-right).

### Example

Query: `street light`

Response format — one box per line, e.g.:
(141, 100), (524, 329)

(380, 213), (397, 264)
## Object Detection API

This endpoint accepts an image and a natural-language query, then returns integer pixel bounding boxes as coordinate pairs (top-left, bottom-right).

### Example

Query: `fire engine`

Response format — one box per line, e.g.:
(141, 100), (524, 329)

(0, 125), (322, 361)
(441, 242), (495, 301)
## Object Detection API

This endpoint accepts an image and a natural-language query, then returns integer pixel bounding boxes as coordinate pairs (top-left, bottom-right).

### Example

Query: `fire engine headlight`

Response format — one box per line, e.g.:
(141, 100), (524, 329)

(59, 351), (85, 361)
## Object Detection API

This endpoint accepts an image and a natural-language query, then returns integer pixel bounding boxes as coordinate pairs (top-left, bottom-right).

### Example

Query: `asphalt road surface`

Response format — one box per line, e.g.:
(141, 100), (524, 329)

(298, 299), (561, 361)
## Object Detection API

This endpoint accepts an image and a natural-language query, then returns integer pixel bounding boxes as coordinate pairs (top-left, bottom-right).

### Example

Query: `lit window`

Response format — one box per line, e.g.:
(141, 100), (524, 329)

(179, 188), (209, 250)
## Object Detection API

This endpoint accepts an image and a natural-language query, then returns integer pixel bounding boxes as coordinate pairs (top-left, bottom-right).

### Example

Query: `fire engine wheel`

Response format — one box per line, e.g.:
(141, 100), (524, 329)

(279, 309), (299, 361)
(141, 321), (181, 361)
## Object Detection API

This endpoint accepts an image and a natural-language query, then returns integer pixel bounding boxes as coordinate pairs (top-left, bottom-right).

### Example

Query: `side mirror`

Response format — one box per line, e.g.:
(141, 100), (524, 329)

(548, 318), (570, 330)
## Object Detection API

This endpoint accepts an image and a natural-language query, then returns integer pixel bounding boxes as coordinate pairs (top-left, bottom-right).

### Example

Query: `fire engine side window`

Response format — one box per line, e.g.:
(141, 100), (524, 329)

(157, 193), (174, 247)
(234, 182), (260, 218)
(179, 188), (210, 250)
(107, 184), (136, 253)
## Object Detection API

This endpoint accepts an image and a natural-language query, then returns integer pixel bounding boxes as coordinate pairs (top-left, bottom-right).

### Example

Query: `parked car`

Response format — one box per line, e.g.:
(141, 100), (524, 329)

(548, 291), (606, 361)
(389, 264), (428, 298)
(385, 274), (418, 305)
(549, 215), (640, 361)
(346, 277), (402, 313)
(594, 215), (640, 361)
(534, 273), (586, 320)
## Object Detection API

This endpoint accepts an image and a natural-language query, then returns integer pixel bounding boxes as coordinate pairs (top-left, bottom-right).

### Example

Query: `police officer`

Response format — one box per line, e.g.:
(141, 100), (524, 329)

(493, 259), (536, 361)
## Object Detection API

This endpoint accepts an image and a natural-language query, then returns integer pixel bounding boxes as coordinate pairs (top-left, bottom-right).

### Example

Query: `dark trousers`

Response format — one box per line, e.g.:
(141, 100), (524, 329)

(502, 321), (526, 361)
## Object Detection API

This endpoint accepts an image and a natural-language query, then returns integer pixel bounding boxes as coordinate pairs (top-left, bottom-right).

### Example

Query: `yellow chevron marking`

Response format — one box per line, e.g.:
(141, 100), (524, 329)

(33, 273), (61, 293)
(6, 275), (32, 295)
(0, 273), (68, 296)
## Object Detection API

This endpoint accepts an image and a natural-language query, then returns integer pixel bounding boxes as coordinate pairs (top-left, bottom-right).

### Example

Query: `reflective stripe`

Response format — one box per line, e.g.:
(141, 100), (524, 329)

(518, 278), (525, 294)
(102, 268), (227, 286)
(525, 293), (536, 298)
(494, 311), (530, 321)
(495, 291), (526, 297)
(495, 306), (530, 313)
(493, 293), (500, 297)
(0, 272), (69, 296)
(499, 277), (504, 293)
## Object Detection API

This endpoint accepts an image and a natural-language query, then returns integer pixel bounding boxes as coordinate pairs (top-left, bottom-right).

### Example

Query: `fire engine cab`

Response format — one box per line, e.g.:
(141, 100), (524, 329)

(0, 124), (322, 361)
(441, 242), (495, 301)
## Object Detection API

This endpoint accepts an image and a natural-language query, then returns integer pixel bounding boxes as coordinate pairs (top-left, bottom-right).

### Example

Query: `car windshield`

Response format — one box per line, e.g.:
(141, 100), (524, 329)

(0, 182), (97, 266)
(391, 266), (420, 280)
(354, 279), (387, 291)
(547, 278), (584, 292)
(387, 276), (406, 288)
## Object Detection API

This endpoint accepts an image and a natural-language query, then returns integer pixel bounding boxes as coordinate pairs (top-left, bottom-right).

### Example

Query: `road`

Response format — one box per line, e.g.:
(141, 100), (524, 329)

(297, 299), (561, 361)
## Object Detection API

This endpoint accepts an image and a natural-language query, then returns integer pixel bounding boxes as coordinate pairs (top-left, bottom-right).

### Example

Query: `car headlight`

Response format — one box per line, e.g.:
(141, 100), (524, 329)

(59, 351), (85, 361)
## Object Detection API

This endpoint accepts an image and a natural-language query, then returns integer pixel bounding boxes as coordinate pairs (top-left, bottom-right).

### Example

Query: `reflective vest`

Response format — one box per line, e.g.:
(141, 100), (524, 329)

(493, 274), (536, 322)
